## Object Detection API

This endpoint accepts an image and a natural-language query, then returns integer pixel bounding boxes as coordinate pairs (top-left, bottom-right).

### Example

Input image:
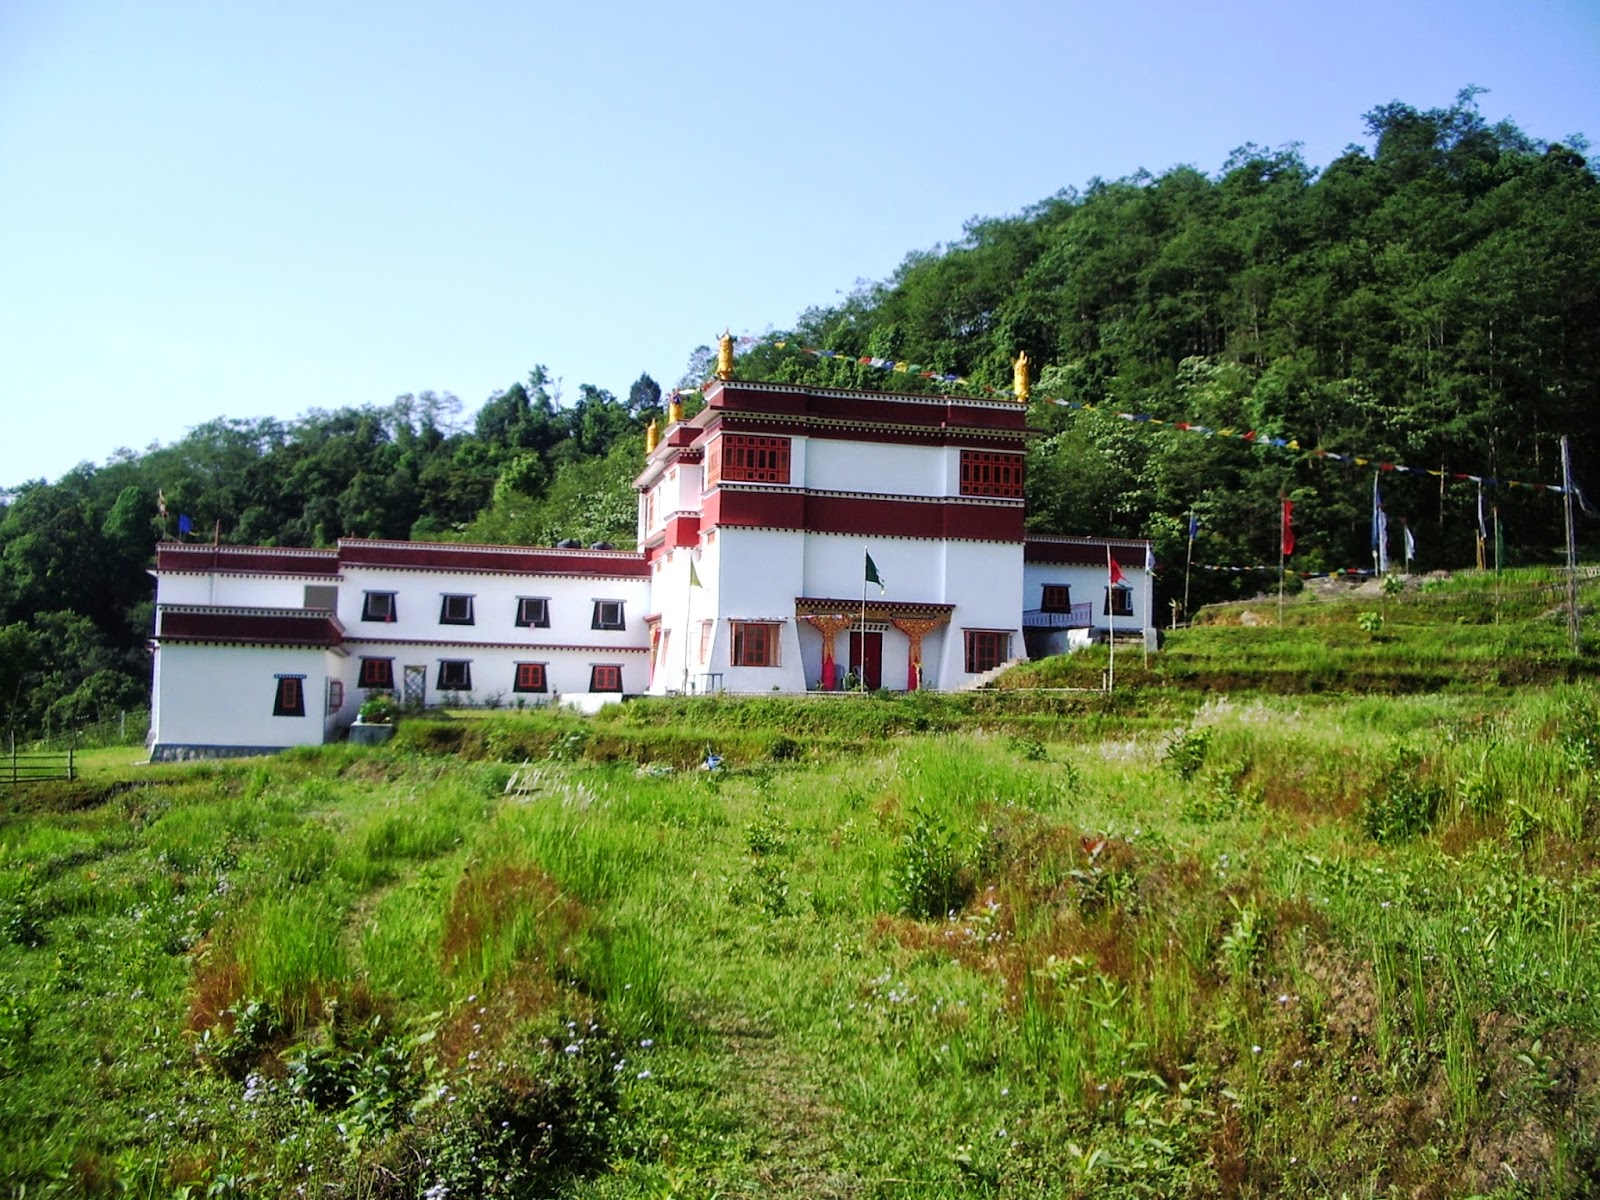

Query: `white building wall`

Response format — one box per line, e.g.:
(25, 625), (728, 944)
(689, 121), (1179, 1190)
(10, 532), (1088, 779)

(156, 573), (334, 609)
(700, 527), (808, 693)
(801, 439), (947, 498)
(934, 540), (1026, 689)
(1021, 560), (1152, 634)
(151, 643), (331, 756)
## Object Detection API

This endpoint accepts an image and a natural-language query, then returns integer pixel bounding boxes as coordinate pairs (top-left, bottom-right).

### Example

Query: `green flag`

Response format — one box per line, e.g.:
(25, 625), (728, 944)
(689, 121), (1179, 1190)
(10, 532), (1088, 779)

(864, 551), (885, 594)
(689, 559), (703, 588)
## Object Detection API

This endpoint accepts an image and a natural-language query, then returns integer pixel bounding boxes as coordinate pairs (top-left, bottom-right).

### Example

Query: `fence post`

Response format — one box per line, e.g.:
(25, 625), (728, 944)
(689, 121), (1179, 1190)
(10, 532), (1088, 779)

(69, 725), (77, 782)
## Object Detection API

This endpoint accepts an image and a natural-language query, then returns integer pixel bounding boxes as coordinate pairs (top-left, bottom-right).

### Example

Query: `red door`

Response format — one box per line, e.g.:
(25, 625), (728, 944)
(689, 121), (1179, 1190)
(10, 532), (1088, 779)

(848, 631), (882, 690)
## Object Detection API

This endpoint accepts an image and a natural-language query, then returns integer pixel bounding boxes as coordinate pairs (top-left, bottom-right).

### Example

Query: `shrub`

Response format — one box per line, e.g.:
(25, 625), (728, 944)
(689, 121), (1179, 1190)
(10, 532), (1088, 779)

(1361, 749), (1441, 843)
(896, 806), (977, 919)
(1162, 727), (1211, 780)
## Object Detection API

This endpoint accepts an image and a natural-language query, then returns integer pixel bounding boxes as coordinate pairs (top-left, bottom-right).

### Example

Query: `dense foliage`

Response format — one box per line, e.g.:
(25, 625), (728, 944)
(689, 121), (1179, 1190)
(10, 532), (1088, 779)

(3, 90), (1596, 733)
(738, 89), (1600, 586)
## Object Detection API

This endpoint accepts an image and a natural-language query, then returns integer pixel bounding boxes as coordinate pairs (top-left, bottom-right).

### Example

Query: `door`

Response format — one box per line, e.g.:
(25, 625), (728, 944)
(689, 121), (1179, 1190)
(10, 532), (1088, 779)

(402, 665), (427, 709)
(848, 631), (883, 691)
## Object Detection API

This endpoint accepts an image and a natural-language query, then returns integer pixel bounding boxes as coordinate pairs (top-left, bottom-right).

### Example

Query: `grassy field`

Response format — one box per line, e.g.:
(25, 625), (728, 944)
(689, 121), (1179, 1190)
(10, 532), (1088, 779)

(4, 573), (1600, 1198)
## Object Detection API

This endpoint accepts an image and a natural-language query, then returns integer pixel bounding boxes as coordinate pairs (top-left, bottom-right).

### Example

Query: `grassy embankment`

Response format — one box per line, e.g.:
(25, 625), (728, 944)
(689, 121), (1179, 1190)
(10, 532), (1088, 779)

(4, 569), (1600, 1197)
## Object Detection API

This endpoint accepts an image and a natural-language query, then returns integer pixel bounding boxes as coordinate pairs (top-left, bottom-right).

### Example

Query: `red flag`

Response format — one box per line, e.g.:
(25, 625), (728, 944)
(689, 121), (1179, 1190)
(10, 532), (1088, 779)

(1281, 497), (1295, 556)
(1108, 549), (1125, 586)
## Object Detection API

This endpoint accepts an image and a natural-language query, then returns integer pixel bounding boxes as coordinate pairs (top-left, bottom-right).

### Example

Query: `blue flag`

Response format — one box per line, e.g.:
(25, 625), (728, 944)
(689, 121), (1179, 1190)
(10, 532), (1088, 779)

(1187, 513), (1199, 540)
(178, 514), (194, 537)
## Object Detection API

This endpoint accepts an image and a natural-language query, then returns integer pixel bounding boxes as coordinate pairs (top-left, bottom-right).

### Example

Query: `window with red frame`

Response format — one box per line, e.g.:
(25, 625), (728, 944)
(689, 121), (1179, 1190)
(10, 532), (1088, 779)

(1040, 584), (1071, 613)
(272, 675), (306, 717)
(513, 662), (548, 693)
(358, 657), (394, 689)
(730, 621), (779, 667)
(962, 630), (1009, 674)
(959, 451), (1025, 498)
(590, 664), (623, 692)
(326, 680), (345, 713)
(710, 434), (790, 485)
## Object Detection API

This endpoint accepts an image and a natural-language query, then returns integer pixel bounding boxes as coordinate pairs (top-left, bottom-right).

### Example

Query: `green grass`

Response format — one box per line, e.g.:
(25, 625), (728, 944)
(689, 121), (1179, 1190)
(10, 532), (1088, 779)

(5, 577), (1600, 1197)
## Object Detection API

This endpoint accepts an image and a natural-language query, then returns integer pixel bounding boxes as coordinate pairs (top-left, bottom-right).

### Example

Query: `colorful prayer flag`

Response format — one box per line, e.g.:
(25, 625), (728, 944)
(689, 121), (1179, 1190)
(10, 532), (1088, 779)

(1281, 497), (1295, 557)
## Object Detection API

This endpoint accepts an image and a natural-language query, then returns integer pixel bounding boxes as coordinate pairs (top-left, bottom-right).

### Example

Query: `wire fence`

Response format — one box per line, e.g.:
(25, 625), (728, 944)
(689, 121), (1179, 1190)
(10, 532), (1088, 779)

(14, 709), (150, 753)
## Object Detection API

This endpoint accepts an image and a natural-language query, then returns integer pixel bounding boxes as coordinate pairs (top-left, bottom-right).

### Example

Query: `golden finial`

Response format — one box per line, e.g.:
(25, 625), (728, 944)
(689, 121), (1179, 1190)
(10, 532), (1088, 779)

(716, 330), (734, 381)
(645, 419), (659, 454)
(667, 392), (684, 424)
(1013, 350), (1032, 404)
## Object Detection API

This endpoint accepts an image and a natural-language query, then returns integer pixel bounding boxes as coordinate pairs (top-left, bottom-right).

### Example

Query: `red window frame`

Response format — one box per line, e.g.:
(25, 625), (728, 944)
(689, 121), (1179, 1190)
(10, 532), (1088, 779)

(272, 676), (305, 717)
(513, 662), (548, 693)
(712, 434), (791, 485)
(963, 630), (1009, 674)
(730, 621), (779, 667)
(326, 680), (345, 713)
(590, 665), (623, 693)
(358, 657), (394, 689)
(959, 450), (1025, 498)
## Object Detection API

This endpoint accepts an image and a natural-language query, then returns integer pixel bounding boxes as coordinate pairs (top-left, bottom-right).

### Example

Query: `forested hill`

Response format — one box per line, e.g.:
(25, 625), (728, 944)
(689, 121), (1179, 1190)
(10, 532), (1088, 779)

(2, 90), (1597, 732)
(734, 90), (1600, 579)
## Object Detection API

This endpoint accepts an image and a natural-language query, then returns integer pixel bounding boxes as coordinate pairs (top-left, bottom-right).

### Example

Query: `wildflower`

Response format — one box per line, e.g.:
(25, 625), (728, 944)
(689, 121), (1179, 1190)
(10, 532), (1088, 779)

(637, 1069), (652, 1079)
(1251, 1045), (1261, 1054)
(640, 1038), (654, 1047)
(565, 1043), (581, 1054)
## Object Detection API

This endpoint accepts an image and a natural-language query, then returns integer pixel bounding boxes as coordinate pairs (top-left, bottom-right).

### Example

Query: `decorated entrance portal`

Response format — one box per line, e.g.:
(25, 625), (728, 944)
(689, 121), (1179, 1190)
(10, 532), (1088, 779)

(797, 598), (953, 691)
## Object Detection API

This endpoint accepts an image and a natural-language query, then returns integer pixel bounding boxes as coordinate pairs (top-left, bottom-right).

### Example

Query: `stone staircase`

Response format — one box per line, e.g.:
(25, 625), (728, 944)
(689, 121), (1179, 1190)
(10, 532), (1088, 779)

(954, 657), (1028, 692)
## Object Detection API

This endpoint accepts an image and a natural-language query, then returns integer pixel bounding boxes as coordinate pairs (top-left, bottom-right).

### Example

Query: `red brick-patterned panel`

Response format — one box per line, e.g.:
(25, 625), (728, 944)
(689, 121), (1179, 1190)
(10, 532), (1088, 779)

(960, 451), (1026, 498)
(156, 546), (341, 576)
(708, 490), (1023, 542)
(158, 609), (343, 646)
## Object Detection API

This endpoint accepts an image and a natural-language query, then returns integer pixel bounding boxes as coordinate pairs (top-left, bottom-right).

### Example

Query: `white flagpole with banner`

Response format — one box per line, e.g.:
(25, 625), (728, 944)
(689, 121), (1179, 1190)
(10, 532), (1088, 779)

(1106, 546), (1122, 693)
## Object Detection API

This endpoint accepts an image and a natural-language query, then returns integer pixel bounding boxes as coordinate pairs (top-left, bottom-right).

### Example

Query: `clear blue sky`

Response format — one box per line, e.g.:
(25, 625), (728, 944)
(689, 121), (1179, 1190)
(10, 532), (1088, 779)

(2, 0), (1597, 488)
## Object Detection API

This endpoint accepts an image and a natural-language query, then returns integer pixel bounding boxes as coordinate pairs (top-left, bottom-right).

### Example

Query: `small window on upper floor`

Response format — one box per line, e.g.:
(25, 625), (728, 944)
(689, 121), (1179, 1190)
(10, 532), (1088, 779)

(1040, 584), (1071, 613)
(959, 450), (1025, 499)
(592, 600), (625, 631)
(304, 585), (337, 611)
(516, 597), (550, 628)
(440, 594), (475, 625)
(273, 675), (306, 717)
(362, 591), (397, 623)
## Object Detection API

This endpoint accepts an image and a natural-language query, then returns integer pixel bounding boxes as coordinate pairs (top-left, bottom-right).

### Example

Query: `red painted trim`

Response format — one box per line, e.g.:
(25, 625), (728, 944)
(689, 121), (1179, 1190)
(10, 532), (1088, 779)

(704, 380), (1028, 432)
(1024, 538), (1150, 568)
(703, 413), (1031, 450)
(158, 608), (343, 646)
(342, 637), (649, 653)
(664, 514), (700, 547)
(155, 545), (340, 576)
(336, 539), (649, 578)
(708, 489), (1024, 542)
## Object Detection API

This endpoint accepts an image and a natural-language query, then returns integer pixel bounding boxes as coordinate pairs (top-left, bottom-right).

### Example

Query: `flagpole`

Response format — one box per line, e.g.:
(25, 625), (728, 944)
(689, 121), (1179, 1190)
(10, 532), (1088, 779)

(1562, 434), (1581, 654)
(859, 545), (869, 692)
(682, 558), (693, 694)
(1277, 495), (1286, 626)
(1106, 545), (1116, 695)
(1183, 506), (1195, 626)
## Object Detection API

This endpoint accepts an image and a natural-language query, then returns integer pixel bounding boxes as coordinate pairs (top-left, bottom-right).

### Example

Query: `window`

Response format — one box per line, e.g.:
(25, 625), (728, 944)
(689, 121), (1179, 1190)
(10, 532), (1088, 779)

(272, 675), (306, 717)
(362, 591), (397, 622)
(960, 451), (1025, 498)
(592, 600), (625, 630)
(437, 660), (472, 691)
(590, 664), (623, 693)
(963, 630), (1009, 674)
(699, 619), (715, 664)
(358, 657), (394, 689)
(326, 680), (344, 713)
(439, 594), (475, 625)
(710, 434), (791, 485)
(513, 662), (548, 693)
(304, 585), (337, 611)
(1104, 587), (1134, 617)
(516, 597), (550, 628)
(730, 621), (780, 667)
(1040, 584), (1071, 613)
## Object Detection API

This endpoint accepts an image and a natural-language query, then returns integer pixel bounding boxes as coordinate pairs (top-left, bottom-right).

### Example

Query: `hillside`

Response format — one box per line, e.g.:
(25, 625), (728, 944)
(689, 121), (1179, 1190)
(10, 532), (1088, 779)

(3, 89), (1598, 738)
(5, 577), (1600, 1197)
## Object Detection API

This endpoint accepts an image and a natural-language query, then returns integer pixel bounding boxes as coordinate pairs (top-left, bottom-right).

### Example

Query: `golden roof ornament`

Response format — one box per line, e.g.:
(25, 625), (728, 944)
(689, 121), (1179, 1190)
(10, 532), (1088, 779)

(716, 330), (734, 381)
(667, 392), (684, 424)
(1013, 350), (1032, 404)
(645, 419), (659, 454)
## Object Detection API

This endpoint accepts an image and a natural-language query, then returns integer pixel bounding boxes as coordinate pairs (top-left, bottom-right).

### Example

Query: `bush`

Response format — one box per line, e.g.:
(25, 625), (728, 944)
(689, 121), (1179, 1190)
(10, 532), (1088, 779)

(896, 806), (977, 919)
